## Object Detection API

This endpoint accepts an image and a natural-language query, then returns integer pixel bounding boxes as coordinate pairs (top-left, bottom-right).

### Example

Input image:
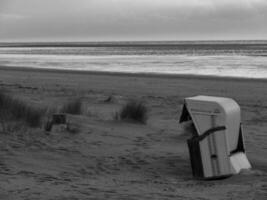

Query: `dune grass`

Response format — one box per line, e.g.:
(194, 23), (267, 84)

(60, 98), (82, 115)
(115, 99), (148, 124)
(0, 90), (44, 130)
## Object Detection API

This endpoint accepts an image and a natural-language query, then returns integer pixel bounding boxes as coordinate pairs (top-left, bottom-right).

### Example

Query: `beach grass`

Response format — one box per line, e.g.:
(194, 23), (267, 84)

(60, 98), (82, 115)
(0, 90), (44, 130)
(115, 99), (147, 124)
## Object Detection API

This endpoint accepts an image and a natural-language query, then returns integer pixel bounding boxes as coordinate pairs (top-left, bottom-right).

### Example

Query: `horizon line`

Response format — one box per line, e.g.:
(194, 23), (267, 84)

(1, 39), (267, 47)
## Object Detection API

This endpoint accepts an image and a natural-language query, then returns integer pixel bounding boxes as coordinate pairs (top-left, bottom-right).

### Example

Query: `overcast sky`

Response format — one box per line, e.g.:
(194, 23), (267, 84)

(0, 0), (267, 42)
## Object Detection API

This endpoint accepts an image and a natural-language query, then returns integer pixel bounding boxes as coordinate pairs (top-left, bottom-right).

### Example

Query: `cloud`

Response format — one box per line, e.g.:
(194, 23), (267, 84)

(0, 0), (267, 41)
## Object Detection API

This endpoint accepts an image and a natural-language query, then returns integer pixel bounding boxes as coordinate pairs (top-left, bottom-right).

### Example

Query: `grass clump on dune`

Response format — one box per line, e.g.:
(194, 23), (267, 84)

(0, 90), (44, 130)
(60, 98), (82, 115)
(115, 99), (148, 124)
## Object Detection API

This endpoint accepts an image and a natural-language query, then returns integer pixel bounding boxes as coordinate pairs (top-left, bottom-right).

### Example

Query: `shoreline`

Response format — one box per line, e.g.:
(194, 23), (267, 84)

(1, 65), (267, 83)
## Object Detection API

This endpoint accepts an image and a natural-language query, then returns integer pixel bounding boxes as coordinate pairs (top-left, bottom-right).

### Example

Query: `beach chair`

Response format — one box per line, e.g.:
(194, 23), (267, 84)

(180, 95), (251, 179)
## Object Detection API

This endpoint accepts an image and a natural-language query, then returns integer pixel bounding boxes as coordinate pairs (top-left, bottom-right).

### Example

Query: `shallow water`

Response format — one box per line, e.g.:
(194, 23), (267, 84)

(1, 41), (267, 78)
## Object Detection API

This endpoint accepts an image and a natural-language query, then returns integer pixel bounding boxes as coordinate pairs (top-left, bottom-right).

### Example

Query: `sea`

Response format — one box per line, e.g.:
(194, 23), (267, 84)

(1, 41), (267, 78)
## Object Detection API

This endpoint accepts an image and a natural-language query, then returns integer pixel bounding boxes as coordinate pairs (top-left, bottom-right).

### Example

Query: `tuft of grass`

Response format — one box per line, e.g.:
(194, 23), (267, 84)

(115, 99), (148, 124)
(44, 120), (53, 132)
(60, 98), (82, 115)
(0, 90), (44, 130)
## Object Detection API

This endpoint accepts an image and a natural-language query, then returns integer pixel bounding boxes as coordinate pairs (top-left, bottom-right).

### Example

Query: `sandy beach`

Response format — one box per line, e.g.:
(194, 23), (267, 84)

(0, 66), (267, 199)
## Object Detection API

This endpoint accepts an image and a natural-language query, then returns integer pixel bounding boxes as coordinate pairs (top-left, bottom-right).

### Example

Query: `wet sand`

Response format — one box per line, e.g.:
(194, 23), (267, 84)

(0, 66), (267, 199)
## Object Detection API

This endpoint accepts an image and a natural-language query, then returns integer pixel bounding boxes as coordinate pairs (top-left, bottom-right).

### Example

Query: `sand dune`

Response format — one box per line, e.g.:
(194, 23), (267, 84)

(0, 67), (267, 199)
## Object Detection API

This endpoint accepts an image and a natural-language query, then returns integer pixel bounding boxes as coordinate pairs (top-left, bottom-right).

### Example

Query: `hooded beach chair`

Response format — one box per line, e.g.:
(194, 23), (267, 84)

(180, 95), (251, 179)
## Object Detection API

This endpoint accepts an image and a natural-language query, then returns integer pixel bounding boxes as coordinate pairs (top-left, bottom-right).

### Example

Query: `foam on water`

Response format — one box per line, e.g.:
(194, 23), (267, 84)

(1, 41), (267, 78)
